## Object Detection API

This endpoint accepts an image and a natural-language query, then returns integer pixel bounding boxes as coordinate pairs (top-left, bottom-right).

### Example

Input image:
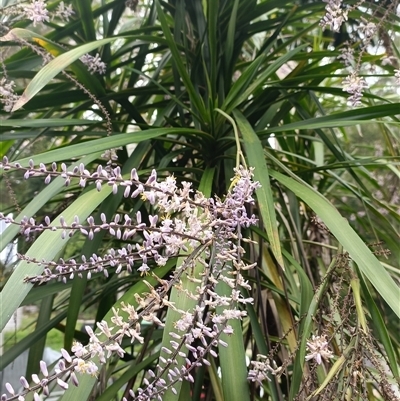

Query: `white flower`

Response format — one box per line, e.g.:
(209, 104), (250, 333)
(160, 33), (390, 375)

(55, 1), (74, 21)
(360, 20), (376, 38)
(71, 341), (85, 357)
(342, 73), (368, 106)
(174, 312), (193, 331)
(247, 355), (281, 385)
(0, 78), (19, 112)
(337, 45), (354, 67)
(74, 359), (98, 376)
(138, 262), (150, 275)
(320, 0), (348, 32)
(80, 53), (107, 75)
(24, 1), (50, 26)
(305, 334), (334, 365)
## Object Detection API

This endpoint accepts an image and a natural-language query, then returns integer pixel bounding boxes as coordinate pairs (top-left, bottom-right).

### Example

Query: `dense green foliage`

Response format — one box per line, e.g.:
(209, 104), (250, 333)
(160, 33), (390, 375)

(0, 0), (399, 400)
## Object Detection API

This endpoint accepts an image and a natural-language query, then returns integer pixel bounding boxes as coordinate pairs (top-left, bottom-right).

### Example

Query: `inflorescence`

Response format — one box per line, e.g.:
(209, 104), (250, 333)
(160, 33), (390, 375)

(2, 159), (324, 401)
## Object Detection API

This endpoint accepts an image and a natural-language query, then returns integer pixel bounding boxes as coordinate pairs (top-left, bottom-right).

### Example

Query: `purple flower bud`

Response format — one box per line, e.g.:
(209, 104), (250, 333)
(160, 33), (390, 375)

(161, 347), (172, 355)
(149, 215), (158, 227)
(124, 186), (131, 198)
(57, 378), (69, 390)
(131, 168), (138, 181)
(43, 385), (49, 396)
(5, 383), (15, 395)
(20, 376), (30, 389)
(58, 359), (66, 370)
(71, 372), (79, 387)
(146, 169), (157, 185)
(61, 348), (72, 363)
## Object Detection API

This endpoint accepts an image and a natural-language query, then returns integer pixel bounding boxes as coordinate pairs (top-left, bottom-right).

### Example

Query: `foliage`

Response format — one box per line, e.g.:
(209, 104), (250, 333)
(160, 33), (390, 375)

(0, 0), (399, 401)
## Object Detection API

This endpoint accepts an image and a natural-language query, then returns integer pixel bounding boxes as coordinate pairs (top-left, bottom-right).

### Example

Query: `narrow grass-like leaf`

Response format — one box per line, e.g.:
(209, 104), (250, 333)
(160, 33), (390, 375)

(0, 311), (67, 370)
(73, 0), (96, 42)
(216, 279), (250, 401)
(26, 294), (54, 378)
(1, 128), (205, 169)
(269, 169), (400, 319)
(224, 45), (307, 113)
(289, 256), (338, 401)
(208, 357), (224, 401)
(233, 110), (283, 267)
(154, 0), (206, 119)
(0, 30), (117, 110)
(261, 104), (400, 134)
(0, 119), (98, 127)
(358, 266), (400, 379)
(350, 277), (367, 331)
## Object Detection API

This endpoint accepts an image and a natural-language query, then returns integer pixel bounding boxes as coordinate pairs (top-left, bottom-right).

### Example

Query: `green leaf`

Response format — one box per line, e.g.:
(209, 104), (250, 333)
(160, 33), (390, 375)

(0, 119), (98, 127)
(154, 0), (206, 120)
(216, 279), (250, 401)
(261, 104), (400, 134)
(3, 128), (206, 169)
(269, 169), (400, 319)
(233, 110), (284, 267)
(358, 266), (400, 379)
(0, 311), (67, 370)
(0, 29), (117, 110)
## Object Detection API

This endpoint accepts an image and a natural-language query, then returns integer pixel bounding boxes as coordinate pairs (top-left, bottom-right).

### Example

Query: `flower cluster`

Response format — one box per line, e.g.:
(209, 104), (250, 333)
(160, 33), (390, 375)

(321, 0), (400, 107)
(80, 53), (107, 75)
(342, 73), (368, 106)
(1, 162), (262, 401)
(2, 357), (73, 401)
(359, 18), (377, 39)
(247, 355), (282, 386)
(305, 334), (334, 365)
(54, 1), (74, 21)
(3, 0), (74, 26)
(0, 77), (19, 112)
(320, 0), (348, 32)
(337, 44), (354, 67)
(22, 0), (50, 26)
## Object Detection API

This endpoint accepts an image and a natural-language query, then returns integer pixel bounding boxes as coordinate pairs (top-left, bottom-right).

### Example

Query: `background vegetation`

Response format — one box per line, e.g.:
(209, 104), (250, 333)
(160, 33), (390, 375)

(0, 0), (399, 400)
